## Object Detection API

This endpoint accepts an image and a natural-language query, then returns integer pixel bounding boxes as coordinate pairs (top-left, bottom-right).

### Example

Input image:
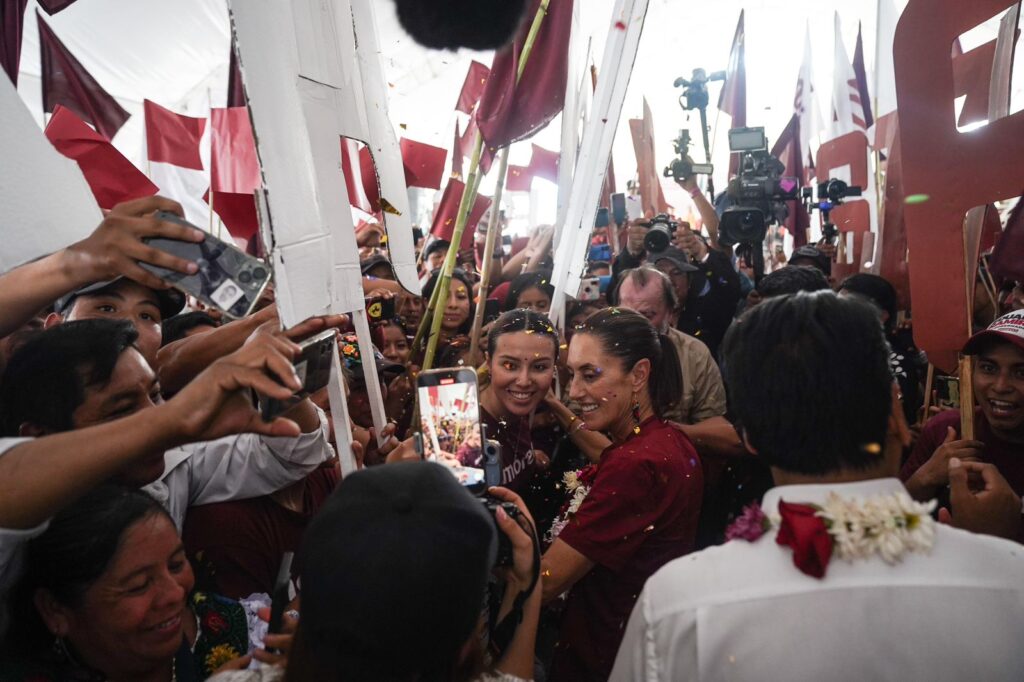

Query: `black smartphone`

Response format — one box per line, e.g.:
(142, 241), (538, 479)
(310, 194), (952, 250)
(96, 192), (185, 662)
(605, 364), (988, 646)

(416, 367), (486, 491)
(258, 329), (336, 421)
(595, 207), (610, 229)
(140, 212), (272, 319)
(267, 551), (294, 640)
(611, 193), (627, 225)
(483, 299), (501, 325)
(589, 243), (612, 262)
(365, 296), (396, 323)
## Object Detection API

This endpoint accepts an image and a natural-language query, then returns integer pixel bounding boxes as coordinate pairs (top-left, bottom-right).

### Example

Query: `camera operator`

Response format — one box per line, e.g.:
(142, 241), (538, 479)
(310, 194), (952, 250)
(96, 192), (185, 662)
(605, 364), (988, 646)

(612, 176), (740, 358)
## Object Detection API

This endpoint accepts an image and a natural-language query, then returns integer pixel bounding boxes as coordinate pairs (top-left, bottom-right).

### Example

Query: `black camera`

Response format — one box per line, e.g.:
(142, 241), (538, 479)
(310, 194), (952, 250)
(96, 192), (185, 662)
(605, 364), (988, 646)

(718, 208), (766, 248)
(639, 214), (678, 252)
(801, 178), (863, 244)
(481, 497), (522, 567)
(664, 129), (714, 182)
(673, 68), (726, 111)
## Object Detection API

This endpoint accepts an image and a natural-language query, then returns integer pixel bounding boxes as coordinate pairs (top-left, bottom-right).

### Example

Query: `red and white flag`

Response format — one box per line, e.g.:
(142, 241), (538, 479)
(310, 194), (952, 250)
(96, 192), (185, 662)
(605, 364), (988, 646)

(830, 13), (867, 137)
(143, 99), (208, 225)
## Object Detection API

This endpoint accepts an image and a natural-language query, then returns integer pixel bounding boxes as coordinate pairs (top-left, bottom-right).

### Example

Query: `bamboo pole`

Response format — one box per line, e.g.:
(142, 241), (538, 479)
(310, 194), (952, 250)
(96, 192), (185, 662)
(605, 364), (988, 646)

(419, 0), (551, 370)
(960, 214), (976, 439)
(468, 148), (511, 364)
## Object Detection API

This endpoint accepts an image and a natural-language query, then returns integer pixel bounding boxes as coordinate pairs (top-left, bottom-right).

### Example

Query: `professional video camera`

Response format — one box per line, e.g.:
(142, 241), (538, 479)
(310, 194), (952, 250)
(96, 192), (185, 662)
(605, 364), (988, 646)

(673, 68), (726, 111)
(663, 129), (715, 182)
(800, 179), (863, 244)
(719, 127), (800, 249)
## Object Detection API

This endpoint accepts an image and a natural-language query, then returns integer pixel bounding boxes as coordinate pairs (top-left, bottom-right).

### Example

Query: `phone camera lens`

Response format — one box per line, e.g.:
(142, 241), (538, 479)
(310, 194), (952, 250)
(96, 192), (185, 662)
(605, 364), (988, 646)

(252, 267), (268, 280)
(238, 271), (253, 284)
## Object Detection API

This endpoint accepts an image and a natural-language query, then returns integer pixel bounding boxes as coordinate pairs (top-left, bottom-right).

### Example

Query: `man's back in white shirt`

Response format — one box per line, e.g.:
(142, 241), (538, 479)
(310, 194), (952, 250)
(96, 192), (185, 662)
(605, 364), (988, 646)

(611, 479), (1024, 682)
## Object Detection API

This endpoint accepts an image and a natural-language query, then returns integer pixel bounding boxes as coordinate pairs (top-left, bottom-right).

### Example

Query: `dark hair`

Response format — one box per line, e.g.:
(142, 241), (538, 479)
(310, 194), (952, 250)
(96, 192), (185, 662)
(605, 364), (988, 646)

(721, 291), (892, 475)
(566, 300), (603, 325)
(161, 311), (218, 346)
(503, 270), (554, 312)
(393, 0), (527, 51)
(757, 266), (831, 298)
(422, 268), (476, 336)
(0, 320), (139, 436)
(613, 266), (679, 311)
(486, 309), (559, 361)
(7, 485), (171, 655)
(574, 307), (683, 419)
(839, 273), (898, 334)
(423, 239), (452, 260)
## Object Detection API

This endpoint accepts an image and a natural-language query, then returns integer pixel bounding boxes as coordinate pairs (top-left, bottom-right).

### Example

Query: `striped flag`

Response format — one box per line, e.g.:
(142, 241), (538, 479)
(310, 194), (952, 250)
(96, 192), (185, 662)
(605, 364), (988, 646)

(830, 13), (866, 136)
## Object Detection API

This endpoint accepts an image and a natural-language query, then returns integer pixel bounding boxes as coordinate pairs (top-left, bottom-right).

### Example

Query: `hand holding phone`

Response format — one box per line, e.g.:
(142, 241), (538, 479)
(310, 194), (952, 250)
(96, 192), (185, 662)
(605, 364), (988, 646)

(258, 329), (336, 421)
(416, 368), (486, 492)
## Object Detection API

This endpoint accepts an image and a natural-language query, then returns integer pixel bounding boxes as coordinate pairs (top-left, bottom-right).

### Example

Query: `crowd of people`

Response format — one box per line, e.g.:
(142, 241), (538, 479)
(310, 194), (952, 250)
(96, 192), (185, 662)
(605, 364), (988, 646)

(0, 183), (1022, 682)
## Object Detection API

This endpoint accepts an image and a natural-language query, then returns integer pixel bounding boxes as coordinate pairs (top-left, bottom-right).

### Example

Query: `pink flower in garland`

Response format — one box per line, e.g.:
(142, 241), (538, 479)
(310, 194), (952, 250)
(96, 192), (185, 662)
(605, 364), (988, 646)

(725, 503), (769, 542)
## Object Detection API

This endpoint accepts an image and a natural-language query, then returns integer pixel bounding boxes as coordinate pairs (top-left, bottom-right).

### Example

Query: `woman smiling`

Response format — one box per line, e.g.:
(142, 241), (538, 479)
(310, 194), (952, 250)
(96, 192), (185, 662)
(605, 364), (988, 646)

(541, 308), (704, 681)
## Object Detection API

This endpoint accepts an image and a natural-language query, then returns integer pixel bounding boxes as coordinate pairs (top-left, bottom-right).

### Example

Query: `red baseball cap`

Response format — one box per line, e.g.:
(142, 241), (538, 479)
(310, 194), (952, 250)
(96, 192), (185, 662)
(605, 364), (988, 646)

(963, 311), (1024, 354)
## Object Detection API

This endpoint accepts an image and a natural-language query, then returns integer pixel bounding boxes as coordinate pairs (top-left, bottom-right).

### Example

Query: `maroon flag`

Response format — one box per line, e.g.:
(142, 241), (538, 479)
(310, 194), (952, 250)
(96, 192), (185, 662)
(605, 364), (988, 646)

(451, 120), (463, 179)
(455, 60), (490, 114)
(341, 138), (374, 214)
(506, 165), (533, 192)
(475, 0), (573, 171)
(359, 145), (381, 214)
(990, 195), (1024, 282)
(227, 40), (246, 108)
(205, 189), (258, 243)
(37, 11), (128, 140)
(37, 0), (77, 14)
(852, 23), (874, 130)
(718, 11), (745, 175)
(770, 114), (810, 247)
(210, 107), (260, 194)
(400, 138), (448, 190)
(430, 178), (492, 250)
(144, 100), (205, 170)
(1, 0), (28, 85)
(527, 143), (559, 182)
(45, 105), (157, 209)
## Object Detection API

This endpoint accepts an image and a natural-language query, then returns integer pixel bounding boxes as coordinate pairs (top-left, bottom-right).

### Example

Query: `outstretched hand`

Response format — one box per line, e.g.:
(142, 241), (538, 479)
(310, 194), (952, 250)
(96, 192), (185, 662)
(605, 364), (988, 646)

(939, 458), (1023, 540)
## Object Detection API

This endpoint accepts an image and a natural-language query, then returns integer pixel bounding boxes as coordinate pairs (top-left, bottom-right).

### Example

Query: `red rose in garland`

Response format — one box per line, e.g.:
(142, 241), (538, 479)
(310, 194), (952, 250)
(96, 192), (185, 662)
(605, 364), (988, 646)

(776, 500), (833, 578)
(202, 610), (228, 636)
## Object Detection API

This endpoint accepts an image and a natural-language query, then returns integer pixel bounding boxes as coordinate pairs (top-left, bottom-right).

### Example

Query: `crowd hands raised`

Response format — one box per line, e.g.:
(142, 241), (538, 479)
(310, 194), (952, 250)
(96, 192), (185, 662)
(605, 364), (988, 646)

(0, 189), (1022, 682)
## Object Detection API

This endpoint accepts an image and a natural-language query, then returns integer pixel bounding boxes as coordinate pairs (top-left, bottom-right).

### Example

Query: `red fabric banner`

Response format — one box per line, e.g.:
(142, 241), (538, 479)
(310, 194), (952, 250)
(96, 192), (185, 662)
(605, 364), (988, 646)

(718, 10), (746, 176)
(770, 113), (810, 248)
(45, 105), (157, 209)
(430, 179), (492, 250)
(400, 138), (448, 190)
(37, 10), (128, 140)
(475, 0), (573, 171)
(205, 189), (258, 243)
(455, 60), (490, 114)
(210, 107), (260, 194)
(527, 143), (559, 182)
(1, 0), (28, 85)
(629, 98), (668, 216)
(506, 165), (533, 192)
(143, 100), (205, 170)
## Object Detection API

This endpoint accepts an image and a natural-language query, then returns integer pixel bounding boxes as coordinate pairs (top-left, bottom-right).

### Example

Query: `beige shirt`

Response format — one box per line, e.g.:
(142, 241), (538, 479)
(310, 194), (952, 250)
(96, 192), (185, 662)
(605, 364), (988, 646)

(663, 327), (726, 424)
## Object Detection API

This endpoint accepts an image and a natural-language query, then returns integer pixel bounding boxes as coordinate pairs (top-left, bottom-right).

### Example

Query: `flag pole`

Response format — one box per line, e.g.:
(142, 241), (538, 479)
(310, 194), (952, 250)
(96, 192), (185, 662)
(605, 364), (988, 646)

(418, 0), (551, 370)
(468, 147), (510, 365)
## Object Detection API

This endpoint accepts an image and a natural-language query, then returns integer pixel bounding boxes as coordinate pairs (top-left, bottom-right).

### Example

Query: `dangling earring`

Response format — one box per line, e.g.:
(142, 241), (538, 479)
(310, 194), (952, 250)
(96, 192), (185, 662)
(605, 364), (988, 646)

(631, 394), (642, 434)
(52, 634), (71, 661)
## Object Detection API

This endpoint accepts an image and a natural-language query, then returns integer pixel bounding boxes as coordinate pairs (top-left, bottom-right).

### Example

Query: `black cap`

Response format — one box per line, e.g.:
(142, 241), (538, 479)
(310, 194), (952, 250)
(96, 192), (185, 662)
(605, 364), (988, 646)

(789, 245), (830, 274)
(423, 239), (451, 260)
(649, 247), (699, 274)
(299, 462), (497, 675)
(360, 254), (394, 277)
(55, 278), (186, 320)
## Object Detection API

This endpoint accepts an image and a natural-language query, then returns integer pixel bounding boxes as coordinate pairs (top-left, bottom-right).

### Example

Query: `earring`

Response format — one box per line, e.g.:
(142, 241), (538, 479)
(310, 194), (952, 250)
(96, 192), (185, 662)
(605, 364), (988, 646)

(631, 394), (642, 435)
(52, 634), (71, 661)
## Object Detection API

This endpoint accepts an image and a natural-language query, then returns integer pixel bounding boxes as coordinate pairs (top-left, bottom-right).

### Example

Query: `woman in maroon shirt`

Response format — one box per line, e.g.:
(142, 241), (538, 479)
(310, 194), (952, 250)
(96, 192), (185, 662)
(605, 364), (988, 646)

(542, 307), (704, 681)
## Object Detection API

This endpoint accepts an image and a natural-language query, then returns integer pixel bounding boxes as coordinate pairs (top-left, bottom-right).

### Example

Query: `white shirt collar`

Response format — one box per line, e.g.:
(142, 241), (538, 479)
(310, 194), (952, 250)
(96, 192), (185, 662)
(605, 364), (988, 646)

(761, 477), (908, 516)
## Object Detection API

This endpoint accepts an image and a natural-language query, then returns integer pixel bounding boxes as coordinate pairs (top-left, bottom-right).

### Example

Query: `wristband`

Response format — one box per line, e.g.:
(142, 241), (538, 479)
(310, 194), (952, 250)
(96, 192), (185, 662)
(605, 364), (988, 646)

(688, 186), (701, 198)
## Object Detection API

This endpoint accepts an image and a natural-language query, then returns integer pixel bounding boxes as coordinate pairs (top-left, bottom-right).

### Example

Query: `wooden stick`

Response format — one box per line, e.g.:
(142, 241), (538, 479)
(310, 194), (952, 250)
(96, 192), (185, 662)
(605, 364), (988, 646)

(468, 148), (510, 364)
(919, 362), (935, 426)
(959, 355), (975, 440)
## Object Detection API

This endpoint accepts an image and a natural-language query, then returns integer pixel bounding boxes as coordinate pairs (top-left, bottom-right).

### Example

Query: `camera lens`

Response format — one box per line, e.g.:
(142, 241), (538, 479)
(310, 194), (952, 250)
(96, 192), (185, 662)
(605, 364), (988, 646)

(644, 225), (672, 252)
(237, 271), (253, 284)
(252, 267), (268, 280)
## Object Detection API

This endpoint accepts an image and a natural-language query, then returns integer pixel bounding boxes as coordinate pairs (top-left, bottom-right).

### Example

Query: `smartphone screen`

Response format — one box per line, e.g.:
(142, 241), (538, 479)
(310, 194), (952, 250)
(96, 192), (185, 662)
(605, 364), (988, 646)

(611, 193), (627, 225)
(416, 368), (485, 488)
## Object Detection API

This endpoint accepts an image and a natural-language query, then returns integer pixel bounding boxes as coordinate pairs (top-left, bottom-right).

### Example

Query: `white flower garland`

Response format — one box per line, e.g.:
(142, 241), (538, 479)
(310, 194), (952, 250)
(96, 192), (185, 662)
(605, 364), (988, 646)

(815, 491), (937, 565)
(547, 469), (592, 543)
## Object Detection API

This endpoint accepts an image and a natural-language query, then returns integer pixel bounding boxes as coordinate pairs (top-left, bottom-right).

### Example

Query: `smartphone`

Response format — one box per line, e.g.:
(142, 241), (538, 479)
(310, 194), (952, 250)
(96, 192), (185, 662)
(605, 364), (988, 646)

(141, 212), (272, 319)
(595, 207), (610, 229)
(577, 277), (601, 302)
(625, 195), (643, 221)
(611, 193), (627, 225)
(267, 551), (294, 639)
(416, 367), (486, 491)
(483, 298), (502, 325)
(258, 329), (336, 421)
(934, 375), (960, 410)
(589, 243), (612, 262)
(365, 296), (396, 323)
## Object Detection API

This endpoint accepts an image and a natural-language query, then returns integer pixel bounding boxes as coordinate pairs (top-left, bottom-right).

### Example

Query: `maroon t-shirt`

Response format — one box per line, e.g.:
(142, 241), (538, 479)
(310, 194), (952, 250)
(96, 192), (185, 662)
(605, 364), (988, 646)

(183, 466), (340, 599)
(901, 408), (1024, 495)
(550, 418), (703, 681)
(480, 408), (538, 492)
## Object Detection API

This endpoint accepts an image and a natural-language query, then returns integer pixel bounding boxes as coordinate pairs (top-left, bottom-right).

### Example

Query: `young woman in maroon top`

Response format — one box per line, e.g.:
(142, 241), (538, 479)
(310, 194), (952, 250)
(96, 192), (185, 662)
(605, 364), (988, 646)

(478, 309), (558, 492)
(543, 307), (704, 681)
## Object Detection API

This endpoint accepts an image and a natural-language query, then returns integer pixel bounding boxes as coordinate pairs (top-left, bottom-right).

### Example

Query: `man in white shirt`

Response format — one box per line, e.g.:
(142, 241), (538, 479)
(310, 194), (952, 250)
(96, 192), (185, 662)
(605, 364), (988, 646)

(611, 291), (1024, 682)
